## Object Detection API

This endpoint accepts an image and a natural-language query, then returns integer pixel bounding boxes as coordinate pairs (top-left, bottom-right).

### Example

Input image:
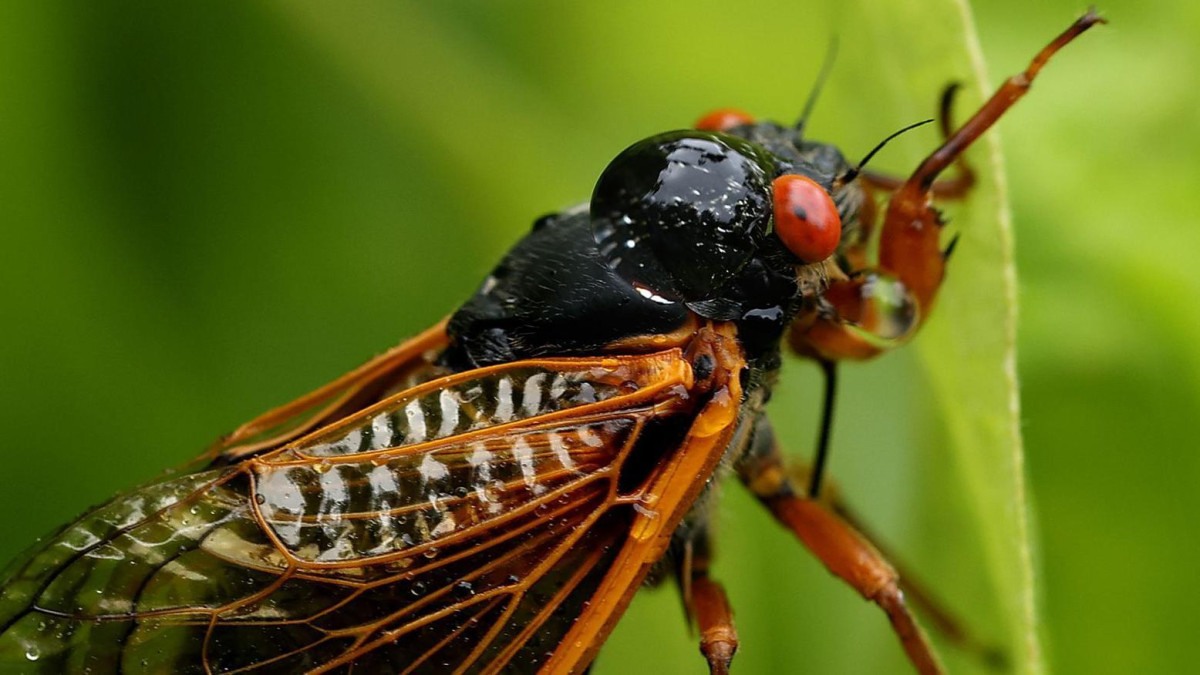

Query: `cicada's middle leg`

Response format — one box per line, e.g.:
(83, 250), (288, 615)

(674, 531), (738, 675)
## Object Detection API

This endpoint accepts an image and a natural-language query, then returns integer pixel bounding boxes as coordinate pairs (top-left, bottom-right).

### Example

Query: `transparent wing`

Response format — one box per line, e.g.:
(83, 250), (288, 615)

(0, 349), (701, 674)
(211, 321), (450, 463)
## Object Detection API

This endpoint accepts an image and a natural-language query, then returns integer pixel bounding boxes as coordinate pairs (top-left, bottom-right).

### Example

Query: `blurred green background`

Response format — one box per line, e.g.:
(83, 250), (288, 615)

(0, 1), (1194, 673)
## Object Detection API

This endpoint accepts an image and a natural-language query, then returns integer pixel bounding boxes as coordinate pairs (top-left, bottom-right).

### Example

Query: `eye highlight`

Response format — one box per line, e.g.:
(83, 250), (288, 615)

(771, 174), (841, 263)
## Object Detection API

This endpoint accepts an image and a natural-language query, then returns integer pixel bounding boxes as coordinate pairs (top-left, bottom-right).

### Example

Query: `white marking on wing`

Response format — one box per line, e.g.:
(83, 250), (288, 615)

(257, 467), (305, 516)
(405, 399), (427, 442)
(317, 465), (349, 519)
(371, 413), (394, 450)
(510, 437), (544, 495)
(438, 388), (460, 438)
(577, 426), (604, 447)
(495, 377), (515, 423)
(418, 453), (449, 485)
(340, 428), (363, 454)
(467, 442), (493, 480)
(367, 463), (400, 497)
(547, 431), (577, 471)
(522, 372), (547, 416)
(270, 521), (302, 549)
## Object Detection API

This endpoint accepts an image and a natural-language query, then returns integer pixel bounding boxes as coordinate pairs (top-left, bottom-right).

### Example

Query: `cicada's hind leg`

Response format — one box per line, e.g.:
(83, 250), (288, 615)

(787, 463), (1008, 669)
(738, 419), (943, 675)
(790, 10), (1105, 364)
(676, 529), (738, 675)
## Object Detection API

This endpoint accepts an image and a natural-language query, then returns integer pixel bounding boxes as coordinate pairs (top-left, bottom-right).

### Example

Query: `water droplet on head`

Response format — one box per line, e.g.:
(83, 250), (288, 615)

(25, 647), (39, 661)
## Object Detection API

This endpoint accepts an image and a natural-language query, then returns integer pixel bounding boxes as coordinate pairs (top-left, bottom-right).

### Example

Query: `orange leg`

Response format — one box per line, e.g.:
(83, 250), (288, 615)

(738, 421), (943, 675)
(676, 533), (739, 675)
(693, 573), (738, 675)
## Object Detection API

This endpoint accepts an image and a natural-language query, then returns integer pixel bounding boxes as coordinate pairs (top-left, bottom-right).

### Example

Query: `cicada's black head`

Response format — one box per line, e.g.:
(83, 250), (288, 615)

(589, 124), (864, 335)
(591, 132), (776, 301)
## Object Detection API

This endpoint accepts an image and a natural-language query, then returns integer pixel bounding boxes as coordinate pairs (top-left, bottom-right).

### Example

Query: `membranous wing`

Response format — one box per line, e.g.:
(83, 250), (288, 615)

(211, 321), (451, 463)
(0, 349), (697, 674)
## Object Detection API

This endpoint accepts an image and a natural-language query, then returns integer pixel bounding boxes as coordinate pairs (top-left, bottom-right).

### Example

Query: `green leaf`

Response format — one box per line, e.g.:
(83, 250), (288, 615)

(907, 4), (1044, 674)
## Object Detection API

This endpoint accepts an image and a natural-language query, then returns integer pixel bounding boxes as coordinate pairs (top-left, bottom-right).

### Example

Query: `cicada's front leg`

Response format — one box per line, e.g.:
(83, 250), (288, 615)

(791, 9), (1105, 365)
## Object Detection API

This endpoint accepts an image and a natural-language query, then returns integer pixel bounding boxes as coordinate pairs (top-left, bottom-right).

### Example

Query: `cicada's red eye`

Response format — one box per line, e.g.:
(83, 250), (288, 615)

(694, 108), (755, 132)
(771, 174), (841, 263)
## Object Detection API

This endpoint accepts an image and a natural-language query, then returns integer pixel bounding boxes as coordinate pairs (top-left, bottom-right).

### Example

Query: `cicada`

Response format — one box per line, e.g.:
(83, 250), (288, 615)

(0, 12), (1101, 674)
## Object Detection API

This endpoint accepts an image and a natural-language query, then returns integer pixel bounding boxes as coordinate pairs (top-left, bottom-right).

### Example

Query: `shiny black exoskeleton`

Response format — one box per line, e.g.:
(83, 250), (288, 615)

(591, 132), (775, 300)
(442, 122), (864, 371)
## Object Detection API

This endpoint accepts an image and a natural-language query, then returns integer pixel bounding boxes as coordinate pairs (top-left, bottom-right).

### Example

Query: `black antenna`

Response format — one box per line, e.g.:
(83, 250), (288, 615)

(795, 37), (839, 136)
(839, 118), (934, 184)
